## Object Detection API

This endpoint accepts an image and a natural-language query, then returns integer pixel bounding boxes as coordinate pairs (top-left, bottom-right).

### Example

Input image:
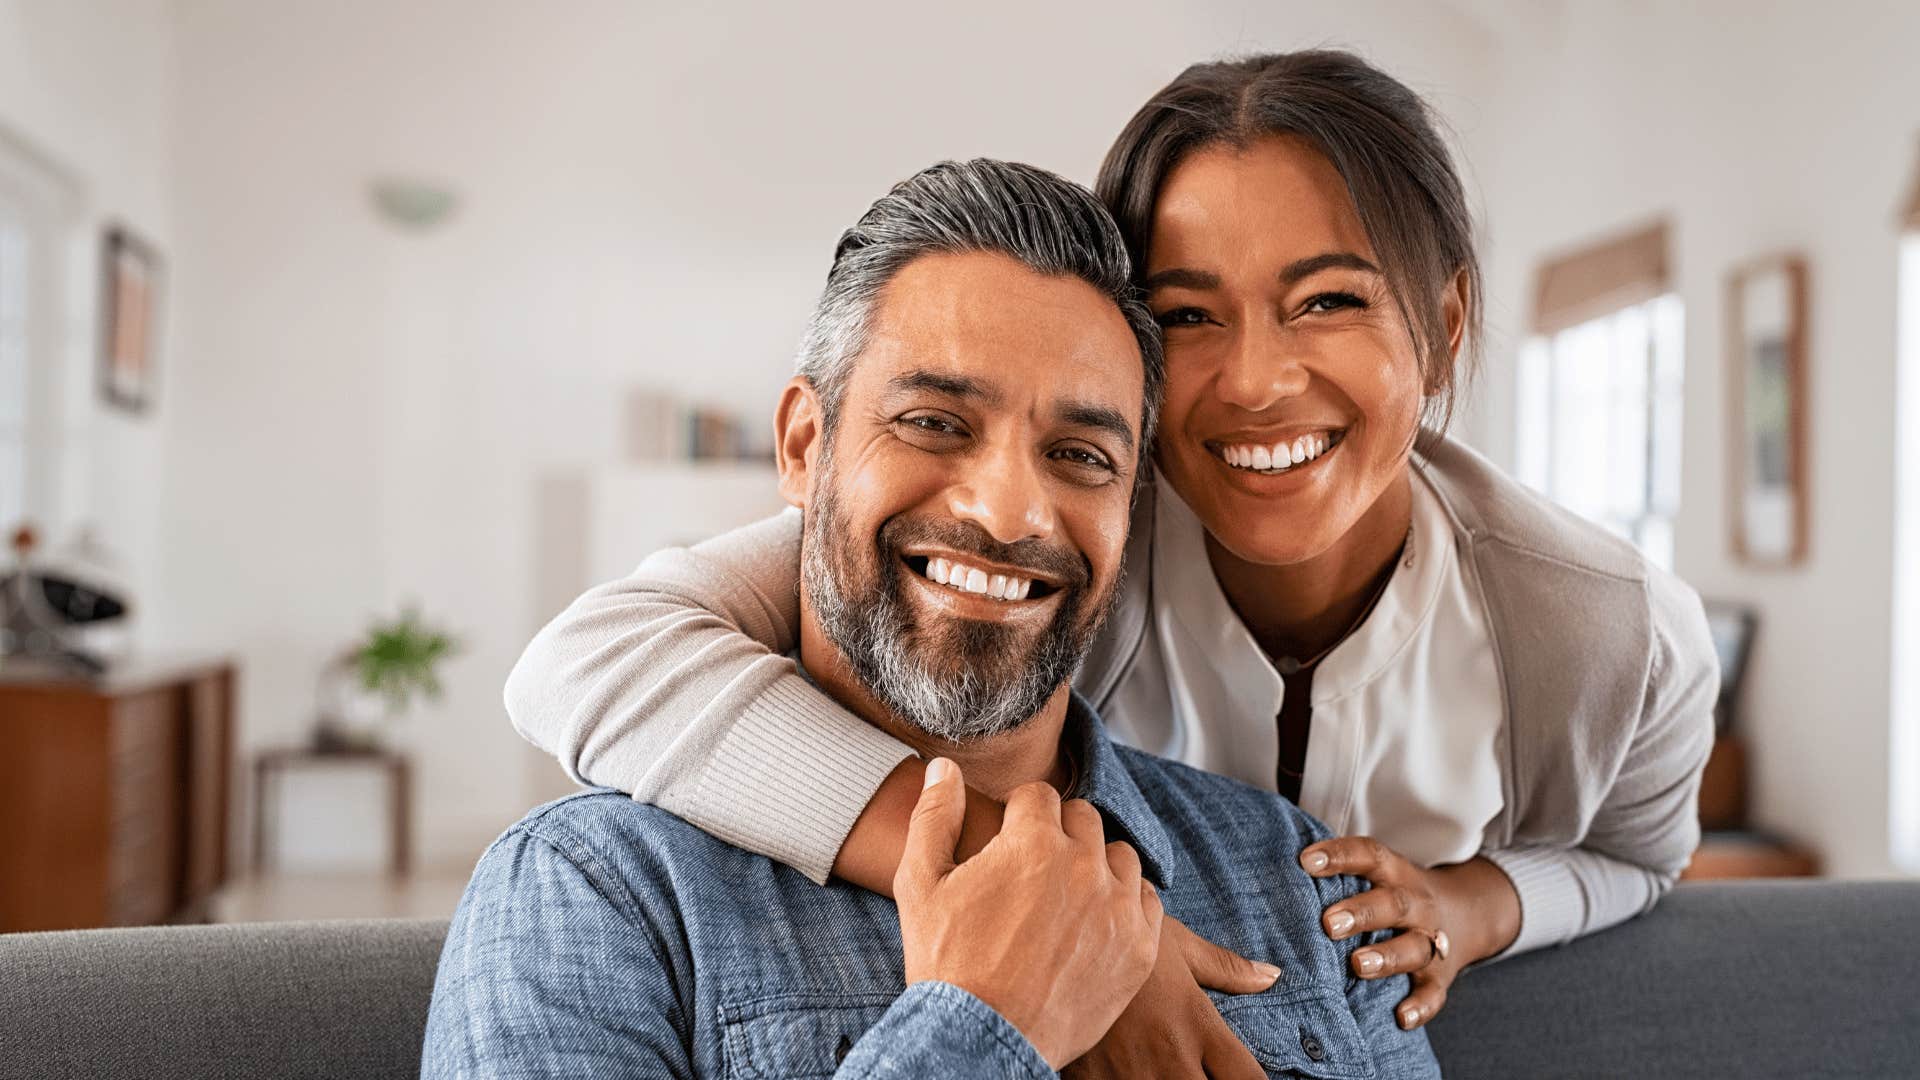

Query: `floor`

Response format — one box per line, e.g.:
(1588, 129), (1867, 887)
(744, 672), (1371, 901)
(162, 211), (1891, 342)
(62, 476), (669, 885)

(211, 866), (473, 923)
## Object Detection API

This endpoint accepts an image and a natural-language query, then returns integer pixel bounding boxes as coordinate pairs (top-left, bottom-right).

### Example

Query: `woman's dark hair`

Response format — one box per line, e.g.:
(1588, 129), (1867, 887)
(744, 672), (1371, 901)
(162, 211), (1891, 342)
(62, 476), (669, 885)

(1095, 50), (1483, 436)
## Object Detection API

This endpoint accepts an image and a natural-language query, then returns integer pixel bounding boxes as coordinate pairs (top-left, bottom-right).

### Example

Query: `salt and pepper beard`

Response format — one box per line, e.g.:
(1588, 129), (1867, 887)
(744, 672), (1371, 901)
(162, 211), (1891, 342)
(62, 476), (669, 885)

(802, 461), (1118, 744)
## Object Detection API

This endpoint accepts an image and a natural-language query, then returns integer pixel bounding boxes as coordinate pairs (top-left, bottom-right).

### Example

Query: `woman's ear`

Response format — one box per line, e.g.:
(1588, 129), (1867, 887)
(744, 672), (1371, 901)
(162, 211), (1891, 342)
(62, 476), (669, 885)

(1444, 268), (1471, 358)
(1429, 268), (1472, 396)
(773, 376), (823, 509)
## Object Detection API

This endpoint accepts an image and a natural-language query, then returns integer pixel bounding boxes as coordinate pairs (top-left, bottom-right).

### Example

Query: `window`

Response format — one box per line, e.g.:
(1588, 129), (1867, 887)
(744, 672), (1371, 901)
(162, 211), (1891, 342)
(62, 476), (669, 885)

(0, 212), (25, 534)
(1515, 221), (1683, 569)
(0, 128), (80, 541)
(1892, 227), (1920, 871)
(1516, 296), (1684, 568)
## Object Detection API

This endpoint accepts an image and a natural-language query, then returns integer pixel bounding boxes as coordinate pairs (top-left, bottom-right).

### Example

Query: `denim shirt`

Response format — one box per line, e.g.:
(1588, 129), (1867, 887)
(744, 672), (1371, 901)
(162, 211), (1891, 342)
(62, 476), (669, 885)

(422, 696), (1440, 1078)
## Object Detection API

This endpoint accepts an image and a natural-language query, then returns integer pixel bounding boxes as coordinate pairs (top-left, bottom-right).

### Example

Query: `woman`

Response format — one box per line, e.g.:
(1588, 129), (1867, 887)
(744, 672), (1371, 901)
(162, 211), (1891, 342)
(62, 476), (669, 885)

(507, 49), (1715, 1061)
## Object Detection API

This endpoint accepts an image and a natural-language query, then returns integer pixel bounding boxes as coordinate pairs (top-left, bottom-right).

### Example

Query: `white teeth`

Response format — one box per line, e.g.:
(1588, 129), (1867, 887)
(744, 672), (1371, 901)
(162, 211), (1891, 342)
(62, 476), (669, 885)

(1218, 432), (1339, 473)
(917, 557), (1037, 601)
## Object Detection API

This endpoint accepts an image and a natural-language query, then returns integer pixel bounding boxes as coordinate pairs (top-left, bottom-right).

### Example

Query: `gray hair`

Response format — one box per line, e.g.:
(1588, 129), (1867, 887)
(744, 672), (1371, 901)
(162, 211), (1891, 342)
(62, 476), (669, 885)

(795, 158), (1164, 446)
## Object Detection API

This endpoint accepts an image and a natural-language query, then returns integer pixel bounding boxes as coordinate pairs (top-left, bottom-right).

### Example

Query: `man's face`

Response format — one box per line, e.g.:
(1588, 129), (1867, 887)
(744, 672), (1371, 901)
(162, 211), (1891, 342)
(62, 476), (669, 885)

(789, 251), (1145, 742)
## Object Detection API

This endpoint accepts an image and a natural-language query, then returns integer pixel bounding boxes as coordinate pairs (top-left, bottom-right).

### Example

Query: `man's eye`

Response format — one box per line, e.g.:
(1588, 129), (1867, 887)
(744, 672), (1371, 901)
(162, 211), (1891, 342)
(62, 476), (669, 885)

(897, 414), (966, 438)
(1052, 446), (1114, 472)
(1304, 292), (1367, 314)
(1153, 307), (1214, 328)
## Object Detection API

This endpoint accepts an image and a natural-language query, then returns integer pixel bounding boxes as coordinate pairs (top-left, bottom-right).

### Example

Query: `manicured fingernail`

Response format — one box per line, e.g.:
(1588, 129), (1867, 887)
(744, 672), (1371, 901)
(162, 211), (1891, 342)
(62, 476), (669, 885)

(1327, 911), (1355, 936)
(1303, 851), (1330, 873)
(1400, 1005), (1421, 1028)
(1356, 950), (1383, 975)
(924, 758), (950, 788)
(1253, 961), (1282, 984)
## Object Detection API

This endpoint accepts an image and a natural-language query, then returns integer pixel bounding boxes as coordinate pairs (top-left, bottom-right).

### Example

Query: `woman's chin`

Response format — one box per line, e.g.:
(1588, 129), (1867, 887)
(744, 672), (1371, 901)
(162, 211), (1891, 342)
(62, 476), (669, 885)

(1203, 520), (1340, 571)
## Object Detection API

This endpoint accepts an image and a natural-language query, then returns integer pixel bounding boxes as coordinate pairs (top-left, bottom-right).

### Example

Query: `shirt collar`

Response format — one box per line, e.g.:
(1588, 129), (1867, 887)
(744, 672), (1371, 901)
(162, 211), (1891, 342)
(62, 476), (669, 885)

(792, 653), (1178, 889)
(1062, 692), (1177, 889)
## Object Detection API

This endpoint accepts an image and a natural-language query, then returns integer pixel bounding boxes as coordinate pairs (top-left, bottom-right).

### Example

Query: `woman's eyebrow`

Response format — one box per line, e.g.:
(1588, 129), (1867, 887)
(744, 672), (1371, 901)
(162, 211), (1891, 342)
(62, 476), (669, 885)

(1278, 251), (1381, 285)
(1143, 267), (1219, 291)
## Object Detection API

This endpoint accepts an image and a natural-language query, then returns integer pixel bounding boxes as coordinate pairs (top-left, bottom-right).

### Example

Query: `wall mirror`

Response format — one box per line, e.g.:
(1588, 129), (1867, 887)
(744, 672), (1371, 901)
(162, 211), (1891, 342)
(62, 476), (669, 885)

(1728, 254), (1810, 566)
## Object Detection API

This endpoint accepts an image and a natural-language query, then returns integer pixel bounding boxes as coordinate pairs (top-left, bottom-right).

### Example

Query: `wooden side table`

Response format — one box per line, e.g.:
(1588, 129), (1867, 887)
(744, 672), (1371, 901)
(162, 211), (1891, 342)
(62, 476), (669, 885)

(252, 747), (412, 877)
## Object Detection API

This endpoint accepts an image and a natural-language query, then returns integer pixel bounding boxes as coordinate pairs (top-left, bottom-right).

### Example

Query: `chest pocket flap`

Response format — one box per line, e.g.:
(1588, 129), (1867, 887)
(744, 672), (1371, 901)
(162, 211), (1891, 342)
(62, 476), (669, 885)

(1213, 984), (1377, 1079)
(720, 992), (896, 1079)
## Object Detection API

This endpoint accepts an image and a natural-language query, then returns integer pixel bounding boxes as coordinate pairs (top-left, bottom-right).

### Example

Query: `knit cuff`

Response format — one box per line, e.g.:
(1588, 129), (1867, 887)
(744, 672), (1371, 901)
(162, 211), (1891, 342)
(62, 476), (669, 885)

(682, 676), (915, 884)
(1482, 844), (1590, 958)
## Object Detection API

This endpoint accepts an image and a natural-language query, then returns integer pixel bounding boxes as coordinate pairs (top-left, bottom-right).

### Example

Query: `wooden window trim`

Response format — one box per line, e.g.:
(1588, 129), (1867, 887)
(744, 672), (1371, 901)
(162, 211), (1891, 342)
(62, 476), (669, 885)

(1532, 220), (1671, 336)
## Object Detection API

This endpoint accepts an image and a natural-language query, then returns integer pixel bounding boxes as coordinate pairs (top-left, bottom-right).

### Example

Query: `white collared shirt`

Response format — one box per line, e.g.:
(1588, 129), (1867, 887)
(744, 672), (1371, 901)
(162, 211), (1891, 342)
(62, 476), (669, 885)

(1102, 471), (1505, 867)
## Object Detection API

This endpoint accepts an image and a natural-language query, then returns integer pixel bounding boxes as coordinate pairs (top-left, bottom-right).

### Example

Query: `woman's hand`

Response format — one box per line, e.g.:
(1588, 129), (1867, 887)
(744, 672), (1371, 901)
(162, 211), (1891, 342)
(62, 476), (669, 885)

(1064, 918), (1280, 1079)
(1299, 837), (1521, 1030)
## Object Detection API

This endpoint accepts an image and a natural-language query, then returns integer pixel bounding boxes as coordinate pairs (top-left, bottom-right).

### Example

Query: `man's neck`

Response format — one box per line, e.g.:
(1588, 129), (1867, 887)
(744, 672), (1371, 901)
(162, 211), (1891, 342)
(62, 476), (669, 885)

(798, 608), (1073, 800)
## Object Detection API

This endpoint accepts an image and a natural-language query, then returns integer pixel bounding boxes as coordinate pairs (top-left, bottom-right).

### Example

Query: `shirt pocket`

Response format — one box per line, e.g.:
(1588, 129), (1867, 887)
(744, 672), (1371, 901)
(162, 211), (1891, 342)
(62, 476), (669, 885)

(1214, 984), (1378, 1079)
(719, 991), (897, 1079)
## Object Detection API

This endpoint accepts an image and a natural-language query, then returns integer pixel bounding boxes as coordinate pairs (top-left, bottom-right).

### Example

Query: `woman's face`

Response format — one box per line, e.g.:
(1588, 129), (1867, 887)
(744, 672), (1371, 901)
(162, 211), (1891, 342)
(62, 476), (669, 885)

(1144, 134), (1435, 568)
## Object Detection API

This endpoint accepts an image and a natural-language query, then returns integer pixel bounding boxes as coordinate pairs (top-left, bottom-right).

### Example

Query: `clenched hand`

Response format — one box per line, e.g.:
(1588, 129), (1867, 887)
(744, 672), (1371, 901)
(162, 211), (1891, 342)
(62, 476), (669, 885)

(895, 758), (1164, 1069)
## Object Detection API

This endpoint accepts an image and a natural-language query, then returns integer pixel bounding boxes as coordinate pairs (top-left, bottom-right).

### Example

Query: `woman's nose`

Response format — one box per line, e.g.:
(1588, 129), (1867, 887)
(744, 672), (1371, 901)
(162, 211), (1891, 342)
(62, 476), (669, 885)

(1214, 324), (1310, 413)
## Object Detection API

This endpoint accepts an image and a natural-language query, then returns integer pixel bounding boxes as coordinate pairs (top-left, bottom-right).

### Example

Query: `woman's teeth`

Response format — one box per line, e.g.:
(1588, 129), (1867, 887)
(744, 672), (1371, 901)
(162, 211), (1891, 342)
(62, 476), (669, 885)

(1220, 432), (1337, 474)
(924, 557), (1033, 601)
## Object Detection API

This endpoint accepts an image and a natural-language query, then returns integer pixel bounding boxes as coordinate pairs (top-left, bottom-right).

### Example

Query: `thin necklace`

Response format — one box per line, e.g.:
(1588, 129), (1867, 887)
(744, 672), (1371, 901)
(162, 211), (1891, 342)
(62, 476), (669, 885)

(1273, 523), (1414, 678)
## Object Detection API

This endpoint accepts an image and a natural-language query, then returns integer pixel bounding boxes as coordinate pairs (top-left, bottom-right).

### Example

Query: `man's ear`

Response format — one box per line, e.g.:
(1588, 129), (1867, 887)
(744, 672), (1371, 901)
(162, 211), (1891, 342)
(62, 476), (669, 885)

(774, 376), (824, 509)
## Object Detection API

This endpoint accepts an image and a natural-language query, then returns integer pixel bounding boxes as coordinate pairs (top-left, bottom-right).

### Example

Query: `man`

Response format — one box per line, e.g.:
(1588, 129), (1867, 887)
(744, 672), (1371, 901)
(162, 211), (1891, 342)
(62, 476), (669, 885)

(423, 159), (1439, 1078)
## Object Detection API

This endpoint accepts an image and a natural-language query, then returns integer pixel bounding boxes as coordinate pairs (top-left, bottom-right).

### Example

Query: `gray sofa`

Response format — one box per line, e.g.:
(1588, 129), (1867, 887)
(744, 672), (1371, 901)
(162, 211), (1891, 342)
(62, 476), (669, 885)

(1, 880), (1914, 1079)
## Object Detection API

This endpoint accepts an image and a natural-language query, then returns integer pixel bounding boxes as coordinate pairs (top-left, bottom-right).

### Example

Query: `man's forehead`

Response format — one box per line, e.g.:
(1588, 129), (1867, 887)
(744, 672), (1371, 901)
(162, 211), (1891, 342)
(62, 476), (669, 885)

(851, 251), (1145, 425)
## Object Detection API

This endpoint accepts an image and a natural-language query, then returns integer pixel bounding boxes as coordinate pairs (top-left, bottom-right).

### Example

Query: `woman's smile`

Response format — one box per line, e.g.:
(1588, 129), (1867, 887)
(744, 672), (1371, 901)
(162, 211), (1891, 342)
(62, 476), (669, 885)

(1205, 428), (1346, 476)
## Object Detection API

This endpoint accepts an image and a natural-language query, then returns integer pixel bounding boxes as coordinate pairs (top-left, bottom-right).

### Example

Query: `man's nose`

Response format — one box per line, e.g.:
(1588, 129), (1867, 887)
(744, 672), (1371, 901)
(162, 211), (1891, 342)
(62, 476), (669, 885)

(1214, 321), (1310, 413)
(947, 443), (1056, 545)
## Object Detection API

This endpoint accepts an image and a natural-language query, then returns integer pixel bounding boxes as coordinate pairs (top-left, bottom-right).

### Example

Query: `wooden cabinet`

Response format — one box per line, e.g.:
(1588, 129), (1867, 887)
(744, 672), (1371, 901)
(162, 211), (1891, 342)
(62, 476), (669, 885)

(0, 655), (234, 932)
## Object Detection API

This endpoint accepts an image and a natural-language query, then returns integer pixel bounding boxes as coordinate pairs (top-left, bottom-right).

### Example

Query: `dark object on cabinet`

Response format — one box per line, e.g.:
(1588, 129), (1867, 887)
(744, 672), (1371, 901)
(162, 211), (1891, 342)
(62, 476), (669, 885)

(0, 655), (234, 932)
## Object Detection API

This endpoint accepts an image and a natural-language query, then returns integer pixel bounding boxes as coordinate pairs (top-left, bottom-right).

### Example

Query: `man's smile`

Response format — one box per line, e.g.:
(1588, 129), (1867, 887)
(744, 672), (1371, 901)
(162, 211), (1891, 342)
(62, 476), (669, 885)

(901, 549), (1064, 602)
(899, 551), (1066, 621)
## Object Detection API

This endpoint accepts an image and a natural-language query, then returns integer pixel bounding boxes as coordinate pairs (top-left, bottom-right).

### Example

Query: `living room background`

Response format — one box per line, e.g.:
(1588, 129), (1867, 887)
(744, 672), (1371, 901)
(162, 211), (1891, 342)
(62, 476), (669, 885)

(3, 0), (1918, 911)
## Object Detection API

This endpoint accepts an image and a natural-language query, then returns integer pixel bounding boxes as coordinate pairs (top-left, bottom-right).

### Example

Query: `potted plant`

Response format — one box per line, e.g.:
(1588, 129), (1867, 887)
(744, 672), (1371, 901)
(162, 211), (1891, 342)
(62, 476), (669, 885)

(314, 606), (460, 752)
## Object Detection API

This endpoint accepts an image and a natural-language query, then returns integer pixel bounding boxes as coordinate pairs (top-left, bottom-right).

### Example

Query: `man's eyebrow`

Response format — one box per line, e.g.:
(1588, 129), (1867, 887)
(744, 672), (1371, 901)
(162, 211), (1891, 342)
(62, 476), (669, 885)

(1142, 267), (1219, 292)
(1278, 252), (1382, 286)
(1057, 401), (1137, 454)
(886, 370), (1003, 406)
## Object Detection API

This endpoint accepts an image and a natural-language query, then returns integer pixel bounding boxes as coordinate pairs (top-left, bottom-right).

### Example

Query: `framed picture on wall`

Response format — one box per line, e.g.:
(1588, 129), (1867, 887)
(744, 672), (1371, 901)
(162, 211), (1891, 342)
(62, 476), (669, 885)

(98, 224), (162, 414)
(1727, 254), (1809, 566)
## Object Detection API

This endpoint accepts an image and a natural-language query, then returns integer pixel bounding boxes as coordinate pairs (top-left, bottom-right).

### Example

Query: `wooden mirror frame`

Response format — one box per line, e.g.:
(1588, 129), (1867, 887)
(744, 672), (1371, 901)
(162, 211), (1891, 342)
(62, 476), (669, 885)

(1726, 254), (1810, 566)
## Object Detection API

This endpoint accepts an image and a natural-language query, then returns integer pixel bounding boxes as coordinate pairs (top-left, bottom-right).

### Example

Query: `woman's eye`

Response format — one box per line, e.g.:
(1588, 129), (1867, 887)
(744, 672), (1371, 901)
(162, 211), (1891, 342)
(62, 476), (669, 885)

(1304, 292), (1367, 314)
(1154, 307), (1214, 328)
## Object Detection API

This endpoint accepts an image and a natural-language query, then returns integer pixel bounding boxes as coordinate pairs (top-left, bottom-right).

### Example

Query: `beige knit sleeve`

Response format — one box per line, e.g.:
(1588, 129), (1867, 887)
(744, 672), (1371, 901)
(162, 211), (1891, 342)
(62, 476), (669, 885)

(504, 508), (914, 884)
(1485, 564), (1718, 956)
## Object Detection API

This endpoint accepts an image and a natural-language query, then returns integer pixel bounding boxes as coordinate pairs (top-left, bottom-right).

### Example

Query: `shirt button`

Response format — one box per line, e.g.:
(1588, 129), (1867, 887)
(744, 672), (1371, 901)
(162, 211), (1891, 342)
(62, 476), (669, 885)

(1300, 1028), (1326, 1062)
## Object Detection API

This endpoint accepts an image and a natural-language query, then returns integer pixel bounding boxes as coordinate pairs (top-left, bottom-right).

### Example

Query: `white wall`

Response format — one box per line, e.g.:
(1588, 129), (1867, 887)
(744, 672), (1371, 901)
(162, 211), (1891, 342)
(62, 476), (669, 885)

(159, 0), (1501, 865)
(1465, 1), (1920, 877)
(13, 0), (1913, 880)
(0, 0), (175, 622)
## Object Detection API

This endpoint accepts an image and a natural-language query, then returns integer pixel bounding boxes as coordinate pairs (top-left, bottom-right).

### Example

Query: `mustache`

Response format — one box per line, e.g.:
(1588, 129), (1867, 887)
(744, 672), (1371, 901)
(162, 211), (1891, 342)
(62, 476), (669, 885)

(877, 515), (1090, 589)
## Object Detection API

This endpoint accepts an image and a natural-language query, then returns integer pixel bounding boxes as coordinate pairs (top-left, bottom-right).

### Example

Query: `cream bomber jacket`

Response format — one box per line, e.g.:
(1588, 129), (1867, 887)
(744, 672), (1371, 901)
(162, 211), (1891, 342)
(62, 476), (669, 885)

(505, 436), (1719, 957)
